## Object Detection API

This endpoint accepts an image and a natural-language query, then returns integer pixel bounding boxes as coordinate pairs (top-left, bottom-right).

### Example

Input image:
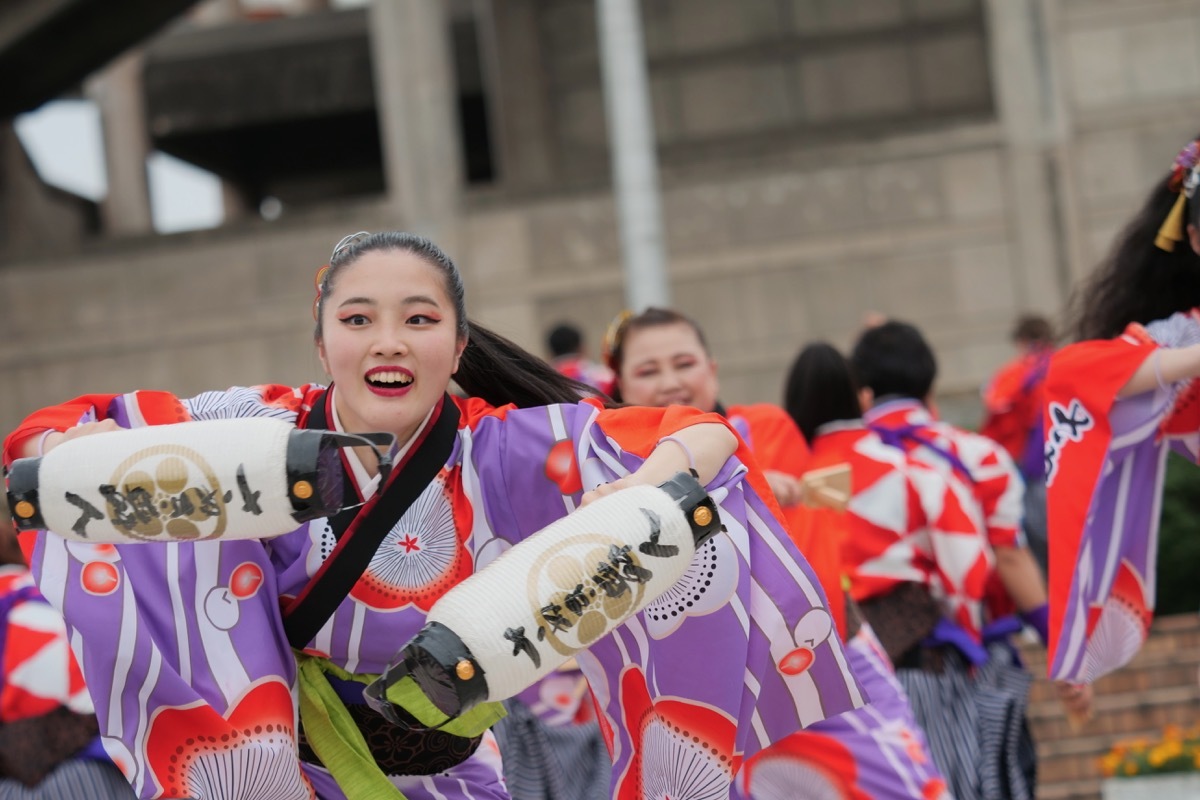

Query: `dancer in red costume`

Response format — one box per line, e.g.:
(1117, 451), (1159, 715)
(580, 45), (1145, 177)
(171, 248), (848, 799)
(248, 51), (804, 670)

(980, 315), (1056, 573)
(845, 322), (1088, 800)
(1047, 135), (1200, 686)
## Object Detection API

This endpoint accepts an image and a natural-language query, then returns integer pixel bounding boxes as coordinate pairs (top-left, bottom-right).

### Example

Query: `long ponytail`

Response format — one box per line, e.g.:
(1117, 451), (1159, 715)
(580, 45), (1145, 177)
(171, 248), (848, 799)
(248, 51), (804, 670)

(457, 321), (613, 409)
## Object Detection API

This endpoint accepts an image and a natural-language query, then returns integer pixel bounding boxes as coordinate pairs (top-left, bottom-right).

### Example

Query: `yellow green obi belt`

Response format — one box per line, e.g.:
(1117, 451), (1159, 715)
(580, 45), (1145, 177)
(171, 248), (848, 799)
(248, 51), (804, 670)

(295, 653), (505, 800)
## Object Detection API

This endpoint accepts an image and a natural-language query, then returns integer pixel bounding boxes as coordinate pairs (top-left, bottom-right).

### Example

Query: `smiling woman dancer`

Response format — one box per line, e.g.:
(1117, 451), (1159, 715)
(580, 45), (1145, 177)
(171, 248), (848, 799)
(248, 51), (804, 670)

(2, 232), (862, 800)
(607, 307), (949, 800)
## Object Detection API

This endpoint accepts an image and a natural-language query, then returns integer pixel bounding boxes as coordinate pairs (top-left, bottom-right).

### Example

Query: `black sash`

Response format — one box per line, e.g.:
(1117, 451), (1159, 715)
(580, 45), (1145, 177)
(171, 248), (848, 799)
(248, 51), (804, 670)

(282, 391), (461, 650)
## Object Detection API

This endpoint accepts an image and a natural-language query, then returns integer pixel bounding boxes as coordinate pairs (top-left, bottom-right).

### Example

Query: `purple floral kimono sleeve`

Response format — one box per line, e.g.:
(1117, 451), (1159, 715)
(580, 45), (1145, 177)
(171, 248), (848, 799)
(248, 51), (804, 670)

(19, 388), (316, 800)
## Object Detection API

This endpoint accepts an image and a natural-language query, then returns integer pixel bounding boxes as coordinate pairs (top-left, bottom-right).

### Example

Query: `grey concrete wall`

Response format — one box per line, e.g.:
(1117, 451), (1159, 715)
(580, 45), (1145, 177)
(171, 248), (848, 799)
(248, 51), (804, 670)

(535, 0), (993, 188)
(520, 125), (1021, 411)
(1051, 0), (1200, 281)
(0, 125), (1024, 434)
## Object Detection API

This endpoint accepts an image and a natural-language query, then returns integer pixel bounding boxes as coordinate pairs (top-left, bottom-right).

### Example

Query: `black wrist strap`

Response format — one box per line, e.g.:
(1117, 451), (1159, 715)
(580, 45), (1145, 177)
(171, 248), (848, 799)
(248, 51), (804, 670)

(282, 394), (461, 650)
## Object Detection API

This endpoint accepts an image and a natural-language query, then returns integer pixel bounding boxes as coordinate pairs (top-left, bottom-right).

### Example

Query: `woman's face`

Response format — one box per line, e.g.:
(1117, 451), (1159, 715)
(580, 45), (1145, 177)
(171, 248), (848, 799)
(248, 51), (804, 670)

(617, 322), (719, 411)
(317, 249), (466, 444)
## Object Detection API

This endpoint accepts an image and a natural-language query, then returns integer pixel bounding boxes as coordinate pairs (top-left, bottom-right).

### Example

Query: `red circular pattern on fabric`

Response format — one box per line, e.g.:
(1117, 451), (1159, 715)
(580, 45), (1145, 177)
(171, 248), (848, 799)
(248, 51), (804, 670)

(81, 562), (120, 596)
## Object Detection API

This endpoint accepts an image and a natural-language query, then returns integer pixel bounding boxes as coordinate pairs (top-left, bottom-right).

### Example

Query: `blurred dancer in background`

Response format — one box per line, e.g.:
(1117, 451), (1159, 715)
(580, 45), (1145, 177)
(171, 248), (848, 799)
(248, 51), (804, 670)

(849, 320), (1089, 800)
(0, 502), (134, 799)
(545, 322), (614, 397)
(980, 314), (1055, 573)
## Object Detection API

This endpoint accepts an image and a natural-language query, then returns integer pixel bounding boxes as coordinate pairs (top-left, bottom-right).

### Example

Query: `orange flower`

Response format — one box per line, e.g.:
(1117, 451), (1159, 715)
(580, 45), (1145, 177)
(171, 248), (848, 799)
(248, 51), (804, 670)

(1101, 723), (1200, 778)
(1099, 752), (1122, 777)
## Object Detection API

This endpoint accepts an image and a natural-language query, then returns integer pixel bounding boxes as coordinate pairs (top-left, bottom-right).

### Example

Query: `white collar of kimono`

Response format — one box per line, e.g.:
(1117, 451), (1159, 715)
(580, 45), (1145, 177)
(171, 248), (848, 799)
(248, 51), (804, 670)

(864, 396), (928, 424)
(814, 419), (865, 437)
(327, 386), (435, 500)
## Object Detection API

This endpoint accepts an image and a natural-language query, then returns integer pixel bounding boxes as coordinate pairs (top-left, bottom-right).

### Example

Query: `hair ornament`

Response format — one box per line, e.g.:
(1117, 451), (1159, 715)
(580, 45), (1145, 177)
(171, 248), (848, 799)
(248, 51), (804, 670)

(602, 309), (634, 370)
(331, 231), (372, 261)
(1170, 141), (1200, 191)
(1157, 139), (1200, 251)
(313, 230), (369, 320)
(312, 264), (331, 321)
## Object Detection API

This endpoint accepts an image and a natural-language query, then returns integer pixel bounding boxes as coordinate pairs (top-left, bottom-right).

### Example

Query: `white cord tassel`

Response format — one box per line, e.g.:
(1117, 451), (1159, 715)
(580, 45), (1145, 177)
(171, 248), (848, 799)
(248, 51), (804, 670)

(11, 419), (303, 543)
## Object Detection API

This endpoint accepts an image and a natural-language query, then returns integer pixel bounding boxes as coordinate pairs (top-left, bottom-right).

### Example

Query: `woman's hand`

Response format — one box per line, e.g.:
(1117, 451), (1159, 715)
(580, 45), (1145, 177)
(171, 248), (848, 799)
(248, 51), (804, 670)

(580, 422), (737, 506)
(25, 420), (123, 458)
(1054, 680), (1093, 729)
(763, 470), (803, 507)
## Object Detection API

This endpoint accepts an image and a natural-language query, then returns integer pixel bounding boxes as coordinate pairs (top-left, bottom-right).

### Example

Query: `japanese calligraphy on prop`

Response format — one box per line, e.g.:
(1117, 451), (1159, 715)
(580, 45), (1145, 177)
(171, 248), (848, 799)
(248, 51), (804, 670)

(366, 472), (722, 721)
(6, 419), (377, 542)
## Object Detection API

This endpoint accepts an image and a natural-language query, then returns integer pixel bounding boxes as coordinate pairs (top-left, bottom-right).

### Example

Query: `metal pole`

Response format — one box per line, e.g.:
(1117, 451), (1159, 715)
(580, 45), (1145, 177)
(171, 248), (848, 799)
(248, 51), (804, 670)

(369, 0), (463, 248)
(595, 0), (670, 310)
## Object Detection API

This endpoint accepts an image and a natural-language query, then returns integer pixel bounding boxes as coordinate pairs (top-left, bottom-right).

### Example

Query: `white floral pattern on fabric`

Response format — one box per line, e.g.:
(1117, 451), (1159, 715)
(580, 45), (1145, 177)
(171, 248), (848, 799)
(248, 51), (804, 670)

(643, 535), (738, 639)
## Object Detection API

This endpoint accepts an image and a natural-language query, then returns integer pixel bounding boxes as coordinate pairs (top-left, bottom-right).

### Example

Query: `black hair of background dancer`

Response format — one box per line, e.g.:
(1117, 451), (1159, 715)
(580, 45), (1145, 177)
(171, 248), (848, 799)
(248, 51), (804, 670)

(1011, 314), (1054, 345)
(1072, 170), (1200, 342)
(850, 320), (938, 402)
(783, 342), (863, 446)
(547, 324), (584, 359)
(313, 231), (606, 409)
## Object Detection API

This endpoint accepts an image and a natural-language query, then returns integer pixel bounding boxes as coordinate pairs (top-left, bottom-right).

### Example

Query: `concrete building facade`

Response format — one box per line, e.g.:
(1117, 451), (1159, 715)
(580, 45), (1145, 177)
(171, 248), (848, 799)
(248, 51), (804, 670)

(3, 0), (1200, 434)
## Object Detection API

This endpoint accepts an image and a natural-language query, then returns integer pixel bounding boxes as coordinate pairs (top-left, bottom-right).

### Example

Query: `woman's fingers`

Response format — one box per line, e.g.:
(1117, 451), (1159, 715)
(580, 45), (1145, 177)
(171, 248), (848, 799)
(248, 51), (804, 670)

(580, 477), (637, 507)
(42, 420), (123, 455)
(1054, 680), (1093, 719)
(763, 470), (802, 506)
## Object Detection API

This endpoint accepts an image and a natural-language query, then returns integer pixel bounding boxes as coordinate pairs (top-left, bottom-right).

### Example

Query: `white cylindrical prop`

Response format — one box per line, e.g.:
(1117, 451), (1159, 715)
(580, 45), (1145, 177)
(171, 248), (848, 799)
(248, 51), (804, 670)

(7, 419), (349, 543)
(365, 472), (721, 721)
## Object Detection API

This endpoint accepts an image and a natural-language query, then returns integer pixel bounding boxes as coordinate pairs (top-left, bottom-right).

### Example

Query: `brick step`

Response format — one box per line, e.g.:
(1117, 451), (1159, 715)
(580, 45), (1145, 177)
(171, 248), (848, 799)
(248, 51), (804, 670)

(1036, 730), (1153, 759)
(1039, 757), (1105, 786)
(1022, 615), (1200, 800)
(1021, 643), (1200, 682)
(1028, 680), (1200, 721)
(1031, 699), (1200, 742)
(1036, 776), (1102, 800)
(1027, 668), (1200, 712)
(1030, 686), (1200, 725)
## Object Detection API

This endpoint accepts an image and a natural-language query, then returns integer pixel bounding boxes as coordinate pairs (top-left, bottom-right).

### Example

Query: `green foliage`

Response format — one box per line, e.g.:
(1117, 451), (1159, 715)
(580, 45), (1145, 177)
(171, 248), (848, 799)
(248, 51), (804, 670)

(1156, 453), (1200, 616)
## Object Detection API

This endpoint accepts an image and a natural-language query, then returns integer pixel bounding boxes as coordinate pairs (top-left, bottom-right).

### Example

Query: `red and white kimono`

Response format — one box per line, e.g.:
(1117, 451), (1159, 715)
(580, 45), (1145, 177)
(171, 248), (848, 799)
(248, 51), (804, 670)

(861, 400), (1026, 635)
(1045, 312), (1200, 682)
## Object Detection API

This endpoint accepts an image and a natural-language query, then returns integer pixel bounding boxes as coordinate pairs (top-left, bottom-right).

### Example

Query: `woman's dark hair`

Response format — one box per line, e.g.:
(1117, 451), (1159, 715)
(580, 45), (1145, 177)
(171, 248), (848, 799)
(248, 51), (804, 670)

(783, 342), (862, 445)
(606, 307), (709, 403)
(1071, 169), (1200, 341)
(850, 320), (937, 401)
(1011, 314), (1054, 345)
(315, 231), (602, 408)
(546, 323), (583, 358)
(457, 325), (606, 408)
